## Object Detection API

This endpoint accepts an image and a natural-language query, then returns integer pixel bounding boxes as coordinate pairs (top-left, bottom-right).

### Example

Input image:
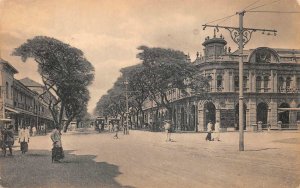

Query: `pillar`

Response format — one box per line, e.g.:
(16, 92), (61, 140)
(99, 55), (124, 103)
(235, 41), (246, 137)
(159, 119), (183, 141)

(229, 72), (234, 92)
(248, 98), (257, 126)
(224, 70), (230, 92)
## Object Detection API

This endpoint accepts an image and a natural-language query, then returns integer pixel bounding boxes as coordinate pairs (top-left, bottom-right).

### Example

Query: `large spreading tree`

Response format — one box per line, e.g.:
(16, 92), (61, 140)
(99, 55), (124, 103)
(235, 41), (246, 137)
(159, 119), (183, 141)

(13, 36), (94, 132)
(136, 46), (208, 123)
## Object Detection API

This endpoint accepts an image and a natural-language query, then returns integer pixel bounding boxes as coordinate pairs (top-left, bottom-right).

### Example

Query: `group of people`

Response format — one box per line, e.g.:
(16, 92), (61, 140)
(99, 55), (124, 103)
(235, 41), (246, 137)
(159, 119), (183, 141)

(113, 120), (129, 139)
(0, 124), (64, 163)
(162, 119), (221, 142)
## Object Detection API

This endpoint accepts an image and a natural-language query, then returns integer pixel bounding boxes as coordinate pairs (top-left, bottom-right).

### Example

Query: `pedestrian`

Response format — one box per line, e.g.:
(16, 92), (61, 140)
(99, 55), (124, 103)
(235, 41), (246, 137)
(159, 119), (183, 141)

(50, 126), (64, 162)
(113, 121), (119, 139)
(0, 127), (5, 155)
(214, 120), (220, 141)
(18, 126), (30, 154)
(164, 120), (172, 142)
(123, 121), (128, 135)
(3, 124), (14, 157)
(32, 126), (37, 136)
(205, 120), (213, 141)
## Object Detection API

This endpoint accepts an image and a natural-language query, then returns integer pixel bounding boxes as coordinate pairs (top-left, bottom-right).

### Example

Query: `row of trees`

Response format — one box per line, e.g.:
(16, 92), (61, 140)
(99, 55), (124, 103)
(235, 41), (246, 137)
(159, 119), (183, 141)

(13, 36), (94, 132)
(95, 46), (208, 128)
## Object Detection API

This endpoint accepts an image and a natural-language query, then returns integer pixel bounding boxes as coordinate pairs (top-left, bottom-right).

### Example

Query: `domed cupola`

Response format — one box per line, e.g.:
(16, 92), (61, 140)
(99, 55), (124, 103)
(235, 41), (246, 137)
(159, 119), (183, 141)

(202, 30), (227, 59)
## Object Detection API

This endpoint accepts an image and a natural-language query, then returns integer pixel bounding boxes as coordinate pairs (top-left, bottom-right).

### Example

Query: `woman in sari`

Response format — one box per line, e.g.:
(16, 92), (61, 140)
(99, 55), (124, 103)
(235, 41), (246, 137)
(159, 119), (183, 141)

(50, 126), (64, 162)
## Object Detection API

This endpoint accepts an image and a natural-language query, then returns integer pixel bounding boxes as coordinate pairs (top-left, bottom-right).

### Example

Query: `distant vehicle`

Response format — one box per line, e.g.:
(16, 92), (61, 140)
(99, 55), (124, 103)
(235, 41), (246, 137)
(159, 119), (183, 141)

(68, 122), (77, 131)
(95, 117), (106, 132)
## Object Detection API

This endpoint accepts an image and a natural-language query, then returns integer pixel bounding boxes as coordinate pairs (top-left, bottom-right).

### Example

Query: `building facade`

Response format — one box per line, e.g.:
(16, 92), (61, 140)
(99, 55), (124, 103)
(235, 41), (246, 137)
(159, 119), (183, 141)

(0, 59), (54, 132)
(142, 34), (300, 131)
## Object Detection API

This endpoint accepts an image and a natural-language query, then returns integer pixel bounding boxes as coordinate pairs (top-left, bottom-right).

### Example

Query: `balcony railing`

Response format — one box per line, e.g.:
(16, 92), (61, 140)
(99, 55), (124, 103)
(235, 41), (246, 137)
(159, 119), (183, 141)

(279, 87), (300, 93)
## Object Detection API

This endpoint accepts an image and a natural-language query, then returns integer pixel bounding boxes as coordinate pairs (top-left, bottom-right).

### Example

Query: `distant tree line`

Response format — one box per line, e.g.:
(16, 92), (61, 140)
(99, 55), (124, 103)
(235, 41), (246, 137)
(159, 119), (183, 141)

(94, 46), (208, 129)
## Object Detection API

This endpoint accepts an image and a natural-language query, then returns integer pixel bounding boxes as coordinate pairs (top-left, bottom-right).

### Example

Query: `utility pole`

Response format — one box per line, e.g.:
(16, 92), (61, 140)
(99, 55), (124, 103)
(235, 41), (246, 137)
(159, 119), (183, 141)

(203, 10), (277, 151)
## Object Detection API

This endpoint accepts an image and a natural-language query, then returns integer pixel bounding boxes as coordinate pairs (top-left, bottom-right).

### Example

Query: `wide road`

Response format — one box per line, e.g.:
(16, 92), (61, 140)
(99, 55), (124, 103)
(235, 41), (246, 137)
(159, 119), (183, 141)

(0, 129), (300, 188)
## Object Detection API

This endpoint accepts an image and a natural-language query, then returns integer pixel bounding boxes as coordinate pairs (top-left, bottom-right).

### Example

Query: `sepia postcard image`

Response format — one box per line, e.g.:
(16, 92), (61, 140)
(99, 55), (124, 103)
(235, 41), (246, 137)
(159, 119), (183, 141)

(0, 0), (299, 187)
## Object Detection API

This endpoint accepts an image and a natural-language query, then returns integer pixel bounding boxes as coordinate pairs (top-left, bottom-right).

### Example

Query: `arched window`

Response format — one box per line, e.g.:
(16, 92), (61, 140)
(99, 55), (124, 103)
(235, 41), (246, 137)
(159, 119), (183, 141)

(217, 75), (222, 91)
(11, 86), (13, 98)
(286, 77), (291, 88)
(207, 76), (212, 91)
(5, 82), (9, 99)
(256, 76), (262, 92)
(243, 76), (247, 90)
(264, 76), (269, 92)
(278, 77), (284, 91)
(234, 76), (239, 91)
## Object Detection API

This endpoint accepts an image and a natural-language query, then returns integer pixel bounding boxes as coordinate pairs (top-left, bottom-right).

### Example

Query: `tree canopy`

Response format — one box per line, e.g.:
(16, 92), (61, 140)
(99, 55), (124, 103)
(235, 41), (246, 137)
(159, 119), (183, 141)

(94, 46), (208, 128)
(13, 36), (95, 132)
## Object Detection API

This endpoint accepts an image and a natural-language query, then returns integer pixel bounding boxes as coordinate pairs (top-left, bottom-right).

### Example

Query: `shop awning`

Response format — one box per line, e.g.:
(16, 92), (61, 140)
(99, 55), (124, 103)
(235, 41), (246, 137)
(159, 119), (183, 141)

(5, 106), (19, 114)
(0, 118), (12, 122)
(278, 108), (300, 112)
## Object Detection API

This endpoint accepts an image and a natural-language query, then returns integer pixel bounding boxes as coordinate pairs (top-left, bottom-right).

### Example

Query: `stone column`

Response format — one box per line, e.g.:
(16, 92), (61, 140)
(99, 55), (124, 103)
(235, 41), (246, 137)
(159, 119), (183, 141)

(248, 71), (253, 93)
(269, 99), (278, 127)
(270, 70), (274, 92)
(273, 71), (278, 93)
(212, 71), (216, 92)
(197, 109), (204, 132)
(293, 74), (297, 90)
(248, 98), (257, 126)
(252, 73), (256, 92)
(224, 70), (230, 92)
(197, 101), (205, 132)
(216, 109), (221, 123)
(229, 71), (234, 92)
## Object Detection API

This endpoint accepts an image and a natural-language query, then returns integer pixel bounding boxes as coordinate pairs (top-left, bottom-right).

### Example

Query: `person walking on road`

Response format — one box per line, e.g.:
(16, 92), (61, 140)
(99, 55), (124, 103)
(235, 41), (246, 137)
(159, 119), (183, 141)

(164, 120), (172, 142)
(123, 121), (128, 135)
(214, 120), (221, 141)
(113, 121), (119, 139)
(205, 120), (213, 141)
(32, 126), (37, 136)
(3, 125), (14, 157)
(19, 126), (30, 154)
(50, 126), (64, 162)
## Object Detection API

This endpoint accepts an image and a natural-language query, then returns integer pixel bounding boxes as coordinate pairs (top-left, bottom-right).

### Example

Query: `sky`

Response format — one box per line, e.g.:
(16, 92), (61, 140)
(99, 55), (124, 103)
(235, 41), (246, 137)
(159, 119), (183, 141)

(0, 0), (299, 114)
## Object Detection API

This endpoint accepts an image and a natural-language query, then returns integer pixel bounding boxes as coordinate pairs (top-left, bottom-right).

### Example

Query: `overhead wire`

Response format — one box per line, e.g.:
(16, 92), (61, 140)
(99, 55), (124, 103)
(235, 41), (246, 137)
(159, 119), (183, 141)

(247, 10), (300, 13)
(246, 0), (281, 11)
(204, 13), (236, 25)
(243, 0), (261, 11)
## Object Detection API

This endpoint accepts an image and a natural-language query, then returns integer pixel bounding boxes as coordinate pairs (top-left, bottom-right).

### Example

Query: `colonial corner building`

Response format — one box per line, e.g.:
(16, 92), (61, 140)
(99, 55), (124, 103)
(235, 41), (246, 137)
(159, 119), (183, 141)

(142, 34), (300, 132)
(0, 58), (54, 132)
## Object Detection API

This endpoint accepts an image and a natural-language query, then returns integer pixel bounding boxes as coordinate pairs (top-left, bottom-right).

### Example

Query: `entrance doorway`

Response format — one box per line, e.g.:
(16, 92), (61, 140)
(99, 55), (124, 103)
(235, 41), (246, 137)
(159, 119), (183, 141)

(204, 102), (216, 130)
(257, 103), (268, 126)
(235, 103), (247, 130)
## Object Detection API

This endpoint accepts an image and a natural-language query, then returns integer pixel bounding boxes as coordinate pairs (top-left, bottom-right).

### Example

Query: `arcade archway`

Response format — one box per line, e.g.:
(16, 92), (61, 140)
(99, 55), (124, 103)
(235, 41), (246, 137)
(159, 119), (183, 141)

(235, 103), (247, 130)
(204, 102), (216, 129)
(257, 103), (268, 125)
(279, 103), (290, 125)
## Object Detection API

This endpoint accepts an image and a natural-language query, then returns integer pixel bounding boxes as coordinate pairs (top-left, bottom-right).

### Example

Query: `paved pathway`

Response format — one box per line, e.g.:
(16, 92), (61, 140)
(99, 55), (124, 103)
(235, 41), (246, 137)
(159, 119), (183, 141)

(0, 129), (299, 188)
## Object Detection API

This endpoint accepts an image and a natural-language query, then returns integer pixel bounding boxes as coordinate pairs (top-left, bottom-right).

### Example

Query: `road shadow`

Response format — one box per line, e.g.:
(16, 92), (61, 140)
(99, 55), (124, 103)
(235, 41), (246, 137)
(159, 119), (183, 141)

(0, 149), (135, 188)
(245, 148), (279, 152)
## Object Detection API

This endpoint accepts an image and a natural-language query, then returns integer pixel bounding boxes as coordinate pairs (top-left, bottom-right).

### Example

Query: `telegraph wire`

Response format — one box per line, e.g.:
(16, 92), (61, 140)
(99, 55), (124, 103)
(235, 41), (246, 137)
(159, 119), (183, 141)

(243, 0), (261, 11)
(247, 10), (300, 14)
(246, 0), (281, 11)
(204, 13), (236, 25)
